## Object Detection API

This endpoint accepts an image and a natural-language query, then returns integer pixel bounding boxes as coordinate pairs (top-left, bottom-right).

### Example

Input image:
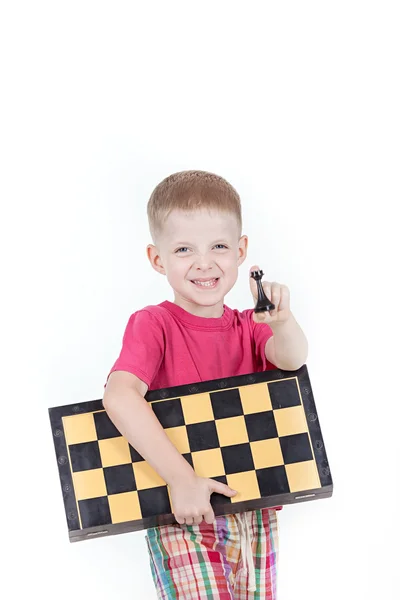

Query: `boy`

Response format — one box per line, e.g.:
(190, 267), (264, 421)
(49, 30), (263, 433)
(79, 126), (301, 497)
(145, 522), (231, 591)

(103, 170), (308, 599)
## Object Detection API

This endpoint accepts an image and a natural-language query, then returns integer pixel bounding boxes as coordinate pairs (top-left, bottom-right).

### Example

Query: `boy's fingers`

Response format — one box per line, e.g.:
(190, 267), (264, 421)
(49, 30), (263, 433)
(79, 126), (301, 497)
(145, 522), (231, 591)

(269, 282), (279, 315)
(271, 282), (280, 304)
(203, 508), (215, 524)
(175, 515), (185, 525)
(279, 285), (290, 310)
(263, 281), (272, 303)
(249, 264), (260, 275)
(209, 480), (237, 497)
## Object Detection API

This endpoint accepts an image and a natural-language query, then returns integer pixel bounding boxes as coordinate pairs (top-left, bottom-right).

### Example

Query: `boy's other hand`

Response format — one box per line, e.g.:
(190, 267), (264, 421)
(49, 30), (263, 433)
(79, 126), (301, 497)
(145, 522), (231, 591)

(249, 264), (291, 325)
(169, 474), (237, 526)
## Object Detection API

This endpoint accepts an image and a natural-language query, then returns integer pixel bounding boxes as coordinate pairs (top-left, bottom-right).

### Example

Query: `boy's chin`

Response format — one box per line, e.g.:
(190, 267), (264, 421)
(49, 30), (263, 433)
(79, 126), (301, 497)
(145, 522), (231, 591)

(181, 290), (225, 307)
(193, 298), (223, 307)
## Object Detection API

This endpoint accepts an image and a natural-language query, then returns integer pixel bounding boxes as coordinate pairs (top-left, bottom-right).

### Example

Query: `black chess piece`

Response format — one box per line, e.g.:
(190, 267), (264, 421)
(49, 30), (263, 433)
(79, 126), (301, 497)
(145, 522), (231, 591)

(250, 269), (275, 312)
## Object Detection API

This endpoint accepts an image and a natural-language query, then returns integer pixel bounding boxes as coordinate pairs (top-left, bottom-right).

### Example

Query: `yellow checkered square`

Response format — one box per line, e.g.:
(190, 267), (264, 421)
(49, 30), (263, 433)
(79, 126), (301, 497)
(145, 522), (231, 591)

(215, 416), (249, 447)
(98, 437), (131, 468)
(165, 426), (190, 454)
(239, 383), (272, 414)
(250, 438), (284, 469)
(72, 468), (107, 501)
(192, 448), (225, 478)
(274, 405), (308, 437)
(227, 471), (260, 502)
(133, 461), (166, 490)
(108, 491), (142, 523)
(181, 393), (214, 424)
(63, 413), (97, 445)
(286, 460), (321, 493)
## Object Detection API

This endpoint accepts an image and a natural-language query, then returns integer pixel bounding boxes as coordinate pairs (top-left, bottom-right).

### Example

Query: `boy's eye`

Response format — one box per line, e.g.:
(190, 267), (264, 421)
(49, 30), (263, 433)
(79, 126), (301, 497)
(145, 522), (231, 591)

(175, 244), (227, 253)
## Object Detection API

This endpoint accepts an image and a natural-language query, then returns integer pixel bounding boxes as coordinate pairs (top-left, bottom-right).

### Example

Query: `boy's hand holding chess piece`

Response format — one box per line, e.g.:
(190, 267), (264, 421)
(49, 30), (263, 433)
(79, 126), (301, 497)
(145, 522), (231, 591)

(250, 265), (308, 371)
(250, 265), (291, 325)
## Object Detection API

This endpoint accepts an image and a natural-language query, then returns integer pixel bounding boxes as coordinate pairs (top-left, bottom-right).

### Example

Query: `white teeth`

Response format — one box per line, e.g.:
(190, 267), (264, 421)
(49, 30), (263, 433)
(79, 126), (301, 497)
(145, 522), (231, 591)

(192, 279), (217, 287)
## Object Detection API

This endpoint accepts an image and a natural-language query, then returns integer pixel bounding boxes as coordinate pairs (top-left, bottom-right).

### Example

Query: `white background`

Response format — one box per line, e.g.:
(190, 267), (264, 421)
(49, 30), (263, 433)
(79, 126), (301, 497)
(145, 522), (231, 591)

(1, 1), (399, 599)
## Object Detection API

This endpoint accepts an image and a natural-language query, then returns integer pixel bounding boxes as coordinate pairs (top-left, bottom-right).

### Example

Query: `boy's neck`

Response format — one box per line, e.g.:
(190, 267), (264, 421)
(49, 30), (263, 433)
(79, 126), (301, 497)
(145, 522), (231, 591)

(172, 293), (225, 319)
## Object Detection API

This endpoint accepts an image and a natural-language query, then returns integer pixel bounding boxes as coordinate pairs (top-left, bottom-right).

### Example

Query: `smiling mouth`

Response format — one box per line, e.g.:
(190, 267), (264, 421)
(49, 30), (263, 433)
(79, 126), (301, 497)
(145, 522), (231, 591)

(191, 278), (220, 288)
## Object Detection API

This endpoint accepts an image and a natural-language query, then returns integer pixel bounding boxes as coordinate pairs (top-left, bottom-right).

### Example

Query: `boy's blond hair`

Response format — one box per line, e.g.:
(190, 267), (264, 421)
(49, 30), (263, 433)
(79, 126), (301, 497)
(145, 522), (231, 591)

(147, 170), (242, 242)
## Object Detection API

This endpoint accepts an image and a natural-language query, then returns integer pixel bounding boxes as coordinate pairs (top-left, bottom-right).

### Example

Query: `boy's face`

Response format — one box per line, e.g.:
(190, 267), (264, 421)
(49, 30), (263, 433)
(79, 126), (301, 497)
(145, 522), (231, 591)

(147, 209), (248, 316)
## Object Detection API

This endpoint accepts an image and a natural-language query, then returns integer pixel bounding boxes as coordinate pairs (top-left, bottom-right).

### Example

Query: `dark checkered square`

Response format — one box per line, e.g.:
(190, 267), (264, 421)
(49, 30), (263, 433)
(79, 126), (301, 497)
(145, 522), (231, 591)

(187, 421), (219, 452)
(210, 475), (230, 507)
(94, 411), (122, 440)
(138, 486), (171, 518)
(210, 388), (243, 419)
(245, 411), (277, 442)
(152, 399), (184, 429)
(129, 444), (144, 463)
(79, 496), (111, 528)
(280, 433), (313, 464)
(221, 443), (254, 474)
(256, 466), (290, 496)
(268, 379), (301, 409)
(182, 453), (194, 468)
(69, 441), (101, 472)
(104, 464), (136, 495)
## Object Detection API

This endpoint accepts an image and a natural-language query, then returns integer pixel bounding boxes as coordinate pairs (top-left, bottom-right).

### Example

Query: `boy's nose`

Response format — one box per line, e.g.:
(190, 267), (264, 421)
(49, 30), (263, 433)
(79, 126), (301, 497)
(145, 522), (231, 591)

(194, 258), (214, 271)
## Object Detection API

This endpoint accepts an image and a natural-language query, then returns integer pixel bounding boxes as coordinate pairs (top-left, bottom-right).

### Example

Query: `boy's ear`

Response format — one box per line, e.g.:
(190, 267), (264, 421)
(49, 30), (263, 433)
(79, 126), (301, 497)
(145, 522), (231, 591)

(146, 244), (166, 275)
(237, 235), (248, 266)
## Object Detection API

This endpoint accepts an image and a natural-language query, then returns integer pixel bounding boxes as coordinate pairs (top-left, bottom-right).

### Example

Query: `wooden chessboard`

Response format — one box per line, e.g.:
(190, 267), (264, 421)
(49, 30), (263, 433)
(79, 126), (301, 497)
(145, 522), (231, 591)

(49, 365), (332, 542)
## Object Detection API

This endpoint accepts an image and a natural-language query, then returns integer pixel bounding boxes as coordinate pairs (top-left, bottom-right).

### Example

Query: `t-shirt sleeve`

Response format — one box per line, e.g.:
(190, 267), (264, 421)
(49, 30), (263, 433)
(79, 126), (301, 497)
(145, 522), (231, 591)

(106, 310), (165, 387)
(252, 314), (275, 370)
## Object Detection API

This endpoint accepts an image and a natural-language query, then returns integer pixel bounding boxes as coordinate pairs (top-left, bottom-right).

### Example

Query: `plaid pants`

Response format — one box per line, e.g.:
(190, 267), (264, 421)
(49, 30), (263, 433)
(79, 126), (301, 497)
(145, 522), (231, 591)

(145, 509), (278, 599)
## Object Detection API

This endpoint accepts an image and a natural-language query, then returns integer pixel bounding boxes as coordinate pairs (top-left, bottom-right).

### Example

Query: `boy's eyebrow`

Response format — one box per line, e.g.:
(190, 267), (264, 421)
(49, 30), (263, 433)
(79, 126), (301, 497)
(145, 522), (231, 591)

(171, 238), (228, 246)
(171, 239), (230, 247)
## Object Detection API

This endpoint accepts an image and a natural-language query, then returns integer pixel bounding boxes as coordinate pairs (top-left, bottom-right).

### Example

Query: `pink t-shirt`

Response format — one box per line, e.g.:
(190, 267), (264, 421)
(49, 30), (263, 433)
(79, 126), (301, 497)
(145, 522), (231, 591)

(108, 301), (283, 512)
(108, 300), (275, 389)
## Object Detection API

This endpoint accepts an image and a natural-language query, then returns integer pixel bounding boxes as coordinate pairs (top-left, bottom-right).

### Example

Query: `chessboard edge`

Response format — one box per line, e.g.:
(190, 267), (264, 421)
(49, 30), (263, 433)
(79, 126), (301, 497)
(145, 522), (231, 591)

(49, 408), (81, 533)
(68, 481), (333, 543)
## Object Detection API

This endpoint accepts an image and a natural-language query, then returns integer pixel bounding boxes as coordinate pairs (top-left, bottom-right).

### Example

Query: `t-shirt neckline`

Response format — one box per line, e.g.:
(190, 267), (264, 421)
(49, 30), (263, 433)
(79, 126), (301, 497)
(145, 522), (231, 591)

(160, 300), (234, 331)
